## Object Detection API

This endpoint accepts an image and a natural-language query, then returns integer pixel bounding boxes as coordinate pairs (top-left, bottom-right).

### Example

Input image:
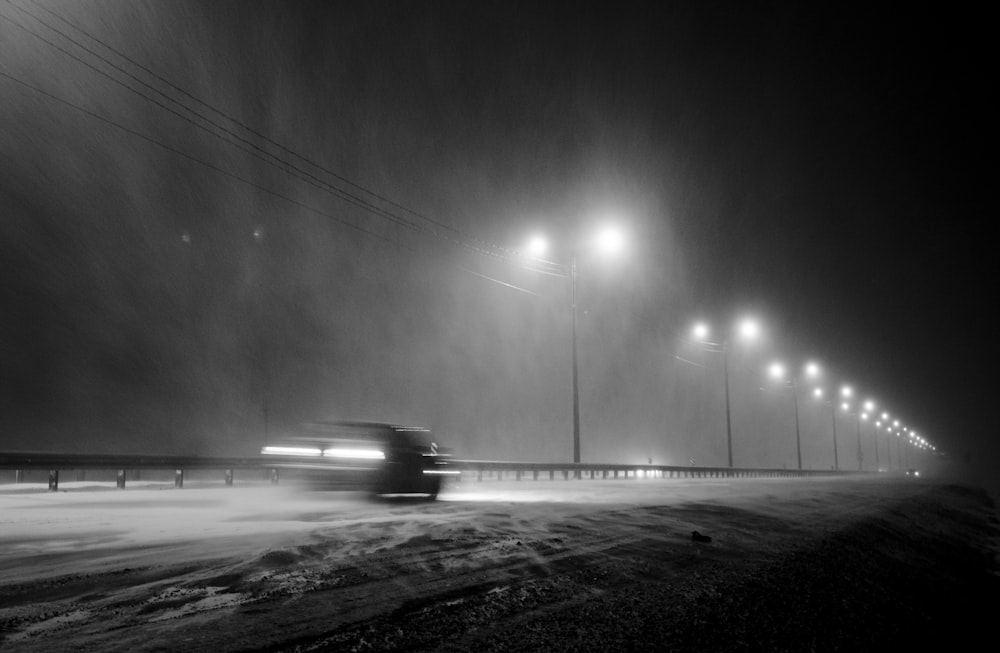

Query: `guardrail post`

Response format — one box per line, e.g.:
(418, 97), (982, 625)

(477, 469), (482, 482)
(563, 470), (568, 480)
(116, 469), (126, 489)
(549, 470), (554, 480)
(533, 470), (538, 481)
(225, 469), (234, 486)
(14, 469), (23, 484)
(174, 469), (184, 488)
(48, 470), (59, 491)
(270, 468), (279, 485)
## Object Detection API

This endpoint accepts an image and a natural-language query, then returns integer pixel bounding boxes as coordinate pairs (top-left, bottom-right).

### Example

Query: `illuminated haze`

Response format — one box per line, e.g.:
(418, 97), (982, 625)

(0, 3), (992, 479)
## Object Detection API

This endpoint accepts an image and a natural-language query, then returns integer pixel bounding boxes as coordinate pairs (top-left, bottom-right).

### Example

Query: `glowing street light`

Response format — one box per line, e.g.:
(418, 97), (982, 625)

(863, 400), (879, 471)
(892, 420), (904, 469)
(768, 360), (820, 470)
(813, 387), (838, 470)
(875, 412), (900, 473)
(526, 225), (627, 467)
(525, 234), (549, 259)
(594, 224), (626, 256)
(837, 385), (868, 470)
(692, 318), (761, 467)
(839, 394), (867, 472)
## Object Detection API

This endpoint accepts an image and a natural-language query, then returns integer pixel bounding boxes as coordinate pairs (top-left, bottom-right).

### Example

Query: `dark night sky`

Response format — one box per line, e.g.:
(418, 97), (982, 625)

(0, 2), (994, 481)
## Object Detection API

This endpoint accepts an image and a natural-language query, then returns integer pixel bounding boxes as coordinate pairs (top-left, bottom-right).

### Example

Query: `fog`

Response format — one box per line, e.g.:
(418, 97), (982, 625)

(0, 2), (970, 478)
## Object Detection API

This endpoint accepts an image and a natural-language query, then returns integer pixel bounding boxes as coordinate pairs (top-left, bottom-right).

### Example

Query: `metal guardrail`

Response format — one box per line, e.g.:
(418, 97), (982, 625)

(0, 452), (278, 490)
(449, 459), (857, 481)
(0, 451), (858, 491)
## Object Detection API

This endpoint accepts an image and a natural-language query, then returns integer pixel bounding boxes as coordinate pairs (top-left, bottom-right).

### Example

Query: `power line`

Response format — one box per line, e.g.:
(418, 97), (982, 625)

(0, 2), (422, 236)
(0, 69), (395, 246)
(0, 68), (544, 296)
(18, 0), (467, 242)
(3, 0), (567, 279)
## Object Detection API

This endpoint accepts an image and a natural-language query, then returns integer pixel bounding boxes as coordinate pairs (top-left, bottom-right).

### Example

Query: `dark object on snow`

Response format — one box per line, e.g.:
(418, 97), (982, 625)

(691, 531), (712, 543)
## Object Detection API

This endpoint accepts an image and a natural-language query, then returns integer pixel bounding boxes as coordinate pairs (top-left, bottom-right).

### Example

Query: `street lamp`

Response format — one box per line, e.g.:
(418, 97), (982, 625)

(881, 412), (892, 470)
(528, 226), (626, 466)
(863, 400), (878, 471)
(768, 360), (820, 470)
(840, 386), (866, 471)
(692, 318), (760, 467)
(875, 420), (883, 470)
(813, 387), (840, 470)
(892, 419), (906, 470)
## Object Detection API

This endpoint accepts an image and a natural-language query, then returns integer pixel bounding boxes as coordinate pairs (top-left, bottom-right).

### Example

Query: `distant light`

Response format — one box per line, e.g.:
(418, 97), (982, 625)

(526, 234), (549, 258)
(323, 448), (385, 460)
(181, 231), (191, 244)
(768, 362), (785, 379)
(594, 225), (626, 256)
(841, 386), (853, 398)
(262, 446), (322, 456)
(860, 413), (868, 421)
(738, 319), (759, 341)
(692, 322), (710, 341)
(841, 402), (850, 412)
(864, 400), (875, 412)
(804, 362), (820, 378)
(253, 226), (264, 241)
(813, 388), (824, 399)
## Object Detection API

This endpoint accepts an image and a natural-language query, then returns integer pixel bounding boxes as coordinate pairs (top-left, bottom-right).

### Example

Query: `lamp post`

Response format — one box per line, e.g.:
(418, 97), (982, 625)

(875, 420), (884, 471)
(570, 252), (581, 465)
(881, 412), (892, 471)
(693, 319), (759, 468)
(813, 388), (839, 471)
(863, 400), (878, 472)
(840, 386), (864, 471)
(854, 411), (863, 471)
(527, 226), (625, 466)
(840, 401), (863, 471)
(893, 420), (902, 470)
(768, 361), (819, 470)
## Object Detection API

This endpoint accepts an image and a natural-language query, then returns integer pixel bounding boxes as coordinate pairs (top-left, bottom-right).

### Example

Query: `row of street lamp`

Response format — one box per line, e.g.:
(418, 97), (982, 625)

(518, 225), (932, 472)
(695, 320), (934, 471)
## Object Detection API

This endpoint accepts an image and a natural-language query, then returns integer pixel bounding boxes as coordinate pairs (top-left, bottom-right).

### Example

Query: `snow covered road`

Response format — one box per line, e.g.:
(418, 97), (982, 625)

(1, 475), (997, 651)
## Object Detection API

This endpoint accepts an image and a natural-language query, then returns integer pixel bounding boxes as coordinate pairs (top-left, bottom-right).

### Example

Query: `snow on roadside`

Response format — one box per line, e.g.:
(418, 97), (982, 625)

(3, 475), (993, 651)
